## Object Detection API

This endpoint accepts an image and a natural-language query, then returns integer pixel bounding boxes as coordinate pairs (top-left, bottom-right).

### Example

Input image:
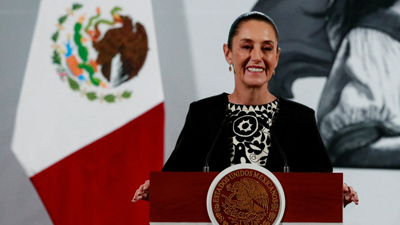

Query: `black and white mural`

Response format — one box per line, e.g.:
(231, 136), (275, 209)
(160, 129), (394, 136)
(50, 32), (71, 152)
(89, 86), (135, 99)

(254, 0), (400, 169)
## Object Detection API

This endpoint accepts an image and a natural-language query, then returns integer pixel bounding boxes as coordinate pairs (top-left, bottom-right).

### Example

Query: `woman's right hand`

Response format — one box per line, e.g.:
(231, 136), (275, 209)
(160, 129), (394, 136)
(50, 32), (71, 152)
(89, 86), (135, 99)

(132, 180), (150, 202)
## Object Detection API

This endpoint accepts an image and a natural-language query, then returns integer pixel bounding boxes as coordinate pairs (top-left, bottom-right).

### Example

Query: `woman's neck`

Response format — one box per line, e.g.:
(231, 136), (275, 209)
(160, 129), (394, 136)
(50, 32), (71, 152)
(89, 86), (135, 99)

(228, 86), (276, 105)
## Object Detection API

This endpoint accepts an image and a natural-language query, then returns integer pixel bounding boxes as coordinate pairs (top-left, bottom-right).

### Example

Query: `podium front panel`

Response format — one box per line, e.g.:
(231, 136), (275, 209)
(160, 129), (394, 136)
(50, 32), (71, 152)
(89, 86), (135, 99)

(150, 172), (342, 224)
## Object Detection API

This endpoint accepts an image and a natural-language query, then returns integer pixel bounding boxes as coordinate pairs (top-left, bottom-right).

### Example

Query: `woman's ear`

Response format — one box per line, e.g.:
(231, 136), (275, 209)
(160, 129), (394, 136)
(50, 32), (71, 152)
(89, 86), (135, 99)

(223, 44), (232, 64)
(275, 47), (281, 66)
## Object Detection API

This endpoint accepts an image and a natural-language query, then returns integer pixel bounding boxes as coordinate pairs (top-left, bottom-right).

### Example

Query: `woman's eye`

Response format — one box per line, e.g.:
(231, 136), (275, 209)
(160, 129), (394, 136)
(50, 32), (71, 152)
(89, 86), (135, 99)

(263, 47), (272, 51)
(242, 45), (251, 50)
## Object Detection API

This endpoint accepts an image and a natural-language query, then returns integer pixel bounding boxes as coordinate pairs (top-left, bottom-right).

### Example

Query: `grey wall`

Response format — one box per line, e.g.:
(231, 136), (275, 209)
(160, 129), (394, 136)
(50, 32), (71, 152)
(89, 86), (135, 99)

(0, 1), (53, 224)
(152, 0), (198, 162)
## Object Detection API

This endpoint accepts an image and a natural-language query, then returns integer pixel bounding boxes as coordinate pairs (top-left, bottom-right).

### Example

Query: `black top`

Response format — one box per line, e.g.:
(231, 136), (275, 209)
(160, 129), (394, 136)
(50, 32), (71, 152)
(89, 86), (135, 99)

(162, 93), (332, 172)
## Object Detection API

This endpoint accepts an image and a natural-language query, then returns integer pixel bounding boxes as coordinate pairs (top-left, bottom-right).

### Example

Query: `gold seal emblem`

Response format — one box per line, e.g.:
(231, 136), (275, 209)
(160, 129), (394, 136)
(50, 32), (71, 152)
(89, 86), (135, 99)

(207, 164), (285, 225)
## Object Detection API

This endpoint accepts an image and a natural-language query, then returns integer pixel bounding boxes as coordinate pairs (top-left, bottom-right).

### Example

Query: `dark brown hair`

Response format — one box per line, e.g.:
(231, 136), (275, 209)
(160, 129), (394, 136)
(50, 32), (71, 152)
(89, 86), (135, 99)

(227, 11), (279, 50)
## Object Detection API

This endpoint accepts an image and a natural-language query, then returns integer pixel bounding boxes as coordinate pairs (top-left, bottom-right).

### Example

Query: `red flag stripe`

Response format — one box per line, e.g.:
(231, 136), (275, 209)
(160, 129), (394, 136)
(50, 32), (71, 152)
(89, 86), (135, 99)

(31, 102), (164, 225)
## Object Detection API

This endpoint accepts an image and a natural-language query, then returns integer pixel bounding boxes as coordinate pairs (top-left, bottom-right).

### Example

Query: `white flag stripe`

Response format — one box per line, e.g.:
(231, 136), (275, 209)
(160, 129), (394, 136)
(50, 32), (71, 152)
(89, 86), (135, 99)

(12, 0), (163, 176)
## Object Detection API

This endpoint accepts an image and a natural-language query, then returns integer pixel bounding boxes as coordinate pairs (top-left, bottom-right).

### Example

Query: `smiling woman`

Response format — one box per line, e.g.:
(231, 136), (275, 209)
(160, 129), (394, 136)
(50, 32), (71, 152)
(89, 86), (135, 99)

(224, 15), (280, 105)
(132, 11), (358, 207)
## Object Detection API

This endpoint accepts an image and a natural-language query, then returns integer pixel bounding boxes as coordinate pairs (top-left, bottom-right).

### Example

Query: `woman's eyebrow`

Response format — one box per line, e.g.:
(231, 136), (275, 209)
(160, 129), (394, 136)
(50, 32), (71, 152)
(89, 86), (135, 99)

(262, 40), (275, 45)
(239, 38), (254, 43)
(239, 38), (275, 45)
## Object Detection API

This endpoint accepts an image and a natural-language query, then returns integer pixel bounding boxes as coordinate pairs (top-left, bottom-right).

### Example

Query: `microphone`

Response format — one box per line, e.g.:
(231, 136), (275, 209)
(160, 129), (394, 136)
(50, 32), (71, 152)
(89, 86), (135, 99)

(260, 119), (290, 173)
(203, 117), (228, 172)
(271, 133), (290, 172)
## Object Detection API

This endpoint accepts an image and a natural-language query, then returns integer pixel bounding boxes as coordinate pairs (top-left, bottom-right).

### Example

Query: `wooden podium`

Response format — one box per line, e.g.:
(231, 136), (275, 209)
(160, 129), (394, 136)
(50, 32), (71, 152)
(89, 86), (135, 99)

(150, 172), (343, 224)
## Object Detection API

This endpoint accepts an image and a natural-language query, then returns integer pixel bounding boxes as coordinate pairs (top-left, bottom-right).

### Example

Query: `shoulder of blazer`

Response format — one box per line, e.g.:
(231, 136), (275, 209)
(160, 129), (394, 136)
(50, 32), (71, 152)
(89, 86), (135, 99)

(272, 97), (315, 135)
(278, 97), (315, 118)
(189, 93), (228, 115)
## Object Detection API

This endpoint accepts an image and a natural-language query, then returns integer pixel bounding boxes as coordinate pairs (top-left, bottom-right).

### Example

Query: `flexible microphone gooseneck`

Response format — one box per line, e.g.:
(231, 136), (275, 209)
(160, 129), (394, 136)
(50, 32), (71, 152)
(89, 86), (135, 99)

(259, 119), (290, 173)
(271, 133), (290, 172)
(203, 118), (228, 172)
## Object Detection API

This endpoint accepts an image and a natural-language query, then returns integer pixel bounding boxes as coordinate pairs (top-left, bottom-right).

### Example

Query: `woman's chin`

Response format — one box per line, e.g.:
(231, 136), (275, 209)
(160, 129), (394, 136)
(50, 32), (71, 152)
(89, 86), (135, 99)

(241, 76), (269, 88)
(243, 80), (268, 88)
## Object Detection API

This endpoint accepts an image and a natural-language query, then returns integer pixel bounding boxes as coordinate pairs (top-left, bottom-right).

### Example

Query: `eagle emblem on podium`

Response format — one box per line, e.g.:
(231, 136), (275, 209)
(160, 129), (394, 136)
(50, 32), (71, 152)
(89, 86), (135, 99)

(222, 178), (269, 216)
(208, 166), (284, 225)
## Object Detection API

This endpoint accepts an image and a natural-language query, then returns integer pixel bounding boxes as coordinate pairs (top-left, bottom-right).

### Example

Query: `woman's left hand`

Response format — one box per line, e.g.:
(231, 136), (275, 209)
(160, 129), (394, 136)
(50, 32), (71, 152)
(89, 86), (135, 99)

(343, 183), (359, 207)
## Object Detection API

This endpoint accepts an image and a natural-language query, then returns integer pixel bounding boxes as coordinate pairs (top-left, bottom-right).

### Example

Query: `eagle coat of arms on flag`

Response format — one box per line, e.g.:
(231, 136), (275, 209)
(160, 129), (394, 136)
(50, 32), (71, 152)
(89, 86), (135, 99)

(51, 3), (149, 103)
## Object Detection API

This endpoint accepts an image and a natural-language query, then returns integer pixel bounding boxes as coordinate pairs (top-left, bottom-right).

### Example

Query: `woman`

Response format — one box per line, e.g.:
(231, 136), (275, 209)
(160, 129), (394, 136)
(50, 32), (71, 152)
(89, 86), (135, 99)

(132, 12), (358, 206)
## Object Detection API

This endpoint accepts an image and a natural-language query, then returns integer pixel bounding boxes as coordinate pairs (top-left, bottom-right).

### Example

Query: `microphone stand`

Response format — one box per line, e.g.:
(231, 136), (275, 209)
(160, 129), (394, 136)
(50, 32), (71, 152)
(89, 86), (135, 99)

(203, 118), (228, 172)
(271, 133), (290, 172)
(260, 119), (290, 173)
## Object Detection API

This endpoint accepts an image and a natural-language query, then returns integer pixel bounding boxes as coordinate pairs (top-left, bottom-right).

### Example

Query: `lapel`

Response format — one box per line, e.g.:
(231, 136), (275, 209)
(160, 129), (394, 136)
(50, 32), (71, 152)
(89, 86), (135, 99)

(264, 97), (291, 172)
(208, 93), (231, 172)
(272, 97), (291, 141)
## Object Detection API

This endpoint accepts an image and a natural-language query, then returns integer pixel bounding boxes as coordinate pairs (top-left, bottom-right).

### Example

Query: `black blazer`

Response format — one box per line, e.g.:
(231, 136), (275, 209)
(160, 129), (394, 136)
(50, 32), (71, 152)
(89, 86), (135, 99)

(163, 93), (332, 172)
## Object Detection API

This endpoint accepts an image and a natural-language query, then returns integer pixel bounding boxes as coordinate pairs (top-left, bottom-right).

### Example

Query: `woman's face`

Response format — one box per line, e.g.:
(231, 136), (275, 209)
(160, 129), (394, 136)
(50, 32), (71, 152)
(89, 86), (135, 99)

(224, 20), (280, 89)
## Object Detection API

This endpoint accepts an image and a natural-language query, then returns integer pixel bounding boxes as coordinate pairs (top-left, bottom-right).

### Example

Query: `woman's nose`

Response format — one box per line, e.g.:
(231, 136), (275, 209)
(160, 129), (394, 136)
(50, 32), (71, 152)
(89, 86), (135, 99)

(251, 48), (262, 62)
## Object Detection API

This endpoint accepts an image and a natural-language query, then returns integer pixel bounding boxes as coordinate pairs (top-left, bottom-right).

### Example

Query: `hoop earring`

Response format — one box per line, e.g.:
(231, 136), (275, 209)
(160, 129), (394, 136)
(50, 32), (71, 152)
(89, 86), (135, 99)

(229, 64), (233, 72)
(273, 70), (275, 75)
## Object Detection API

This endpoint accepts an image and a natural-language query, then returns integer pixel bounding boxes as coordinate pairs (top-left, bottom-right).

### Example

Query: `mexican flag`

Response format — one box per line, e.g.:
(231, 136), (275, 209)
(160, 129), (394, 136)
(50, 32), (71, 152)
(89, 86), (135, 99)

(11, 0), (164, 224)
